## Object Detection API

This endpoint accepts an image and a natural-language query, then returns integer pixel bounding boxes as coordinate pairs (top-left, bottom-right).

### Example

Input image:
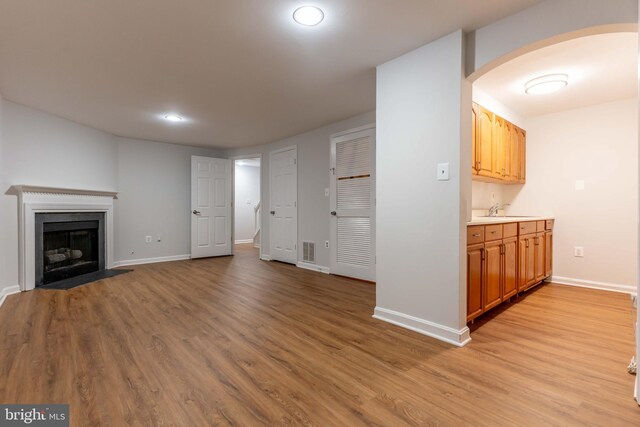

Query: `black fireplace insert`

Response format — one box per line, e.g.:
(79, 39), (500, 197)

(35, 212), (105, 287)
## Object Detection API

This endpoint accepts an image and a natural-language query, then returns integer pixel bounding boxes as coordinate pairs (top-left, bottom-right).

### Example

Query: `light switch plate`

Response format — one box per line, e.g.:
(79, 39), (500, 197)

(437, 163), (450, 181)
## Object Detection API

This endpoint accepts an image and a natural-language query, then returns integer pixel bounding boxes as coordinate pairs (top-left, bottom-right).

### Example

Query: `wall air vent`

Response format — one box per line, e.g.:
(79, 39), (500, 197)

(302, 241), (316, 263)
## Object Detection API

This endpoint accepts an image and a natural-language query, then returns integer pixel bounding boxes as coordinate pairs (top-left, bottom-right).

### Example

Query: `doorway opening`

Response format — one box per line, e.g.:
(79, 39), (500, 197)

(234, 158), (261, 257)
(466, 31), (638, 395)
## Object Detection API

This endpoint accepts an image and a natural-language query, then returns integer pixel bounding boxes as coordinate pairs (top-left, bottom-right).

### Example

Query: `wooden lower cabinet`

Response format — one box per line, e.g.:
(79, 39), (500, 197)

(467, 243), (484, 322)
(535, 232), (545, 282)
(468, 220), (553, 322)
(518, 233), (537, 291)
(503, 236), (518, 299)
(545, 230), (553, 277)
(483, 241), (502, 311)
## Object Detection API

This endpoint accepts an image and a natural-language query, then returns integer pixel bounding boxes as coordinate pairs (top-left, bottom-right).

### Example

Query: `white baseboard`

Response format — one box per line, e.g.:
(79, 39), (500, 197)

(296, 262), (330, 274)
(234, 239), (254, 244)
(0, 285), (21, 308)
(373, 307), (471, 347)
(113, 254), (191, 268)
(260, 254), (272, 261)
(253, 243), (261, 249)
(549, 276), (636, 294)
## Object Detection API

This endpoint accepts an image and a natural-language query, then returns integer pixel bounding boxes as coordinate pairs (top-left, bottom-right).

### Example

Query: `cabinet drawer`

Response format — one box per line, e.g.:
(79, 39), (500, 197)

(485, 224), (503, 242)
(503, 223), (518, 238)
(536, 221), (546, 232)
(519, 221), (537, 235)
(545, 219), (554, 231)
(467, 226), (485, 244)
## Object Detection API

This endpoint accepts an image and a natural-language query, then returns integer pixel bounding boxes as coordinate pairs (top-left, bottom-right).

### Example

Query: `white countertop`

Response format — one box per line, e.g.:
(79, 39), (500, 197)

(468, 216), (553, 226)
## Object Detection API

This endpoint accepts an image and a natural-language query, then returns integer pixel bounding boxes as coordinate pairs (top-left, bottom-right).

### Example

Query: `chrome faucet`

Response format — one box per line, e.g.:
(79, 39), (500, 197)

(488, 203), (510, 217)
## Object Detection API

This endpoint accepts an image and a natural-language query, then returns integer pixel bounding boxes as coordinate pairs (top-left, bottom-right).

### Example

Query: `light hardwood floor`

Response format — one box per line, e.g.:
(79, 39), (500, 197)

(0, 244), (637, 426)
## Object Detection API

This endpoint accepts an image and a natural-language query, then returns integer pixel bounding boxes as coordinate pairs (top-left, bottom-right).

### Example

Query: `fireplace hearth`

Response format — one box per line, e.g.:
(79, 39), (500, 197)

(35, 212), (105, 287)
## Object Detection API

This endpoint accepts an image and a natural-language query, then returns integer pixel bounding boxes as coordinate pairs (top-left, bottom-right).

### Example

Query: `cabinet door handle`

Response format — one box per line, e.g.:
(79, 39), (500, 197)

(481, 248), (485, 261)
(472, 233), (481, 237)
(526, 240), (529, 248)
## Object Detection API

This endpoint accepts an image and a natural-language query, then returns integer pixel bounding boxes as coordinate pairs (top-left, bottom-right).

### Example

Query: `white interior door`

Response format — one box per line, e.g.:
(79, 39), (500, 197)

(191, 156), (232, 258)
(330, 126), (376, 281)
(269, 146), (297, 264)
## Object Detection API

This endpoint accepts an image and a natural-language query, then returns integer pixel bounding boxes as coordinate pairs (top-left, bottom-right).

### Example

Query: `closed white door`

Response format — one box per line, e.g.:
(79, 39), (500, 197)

(330, 126), (375, 281)
(269, 146), (297, 264)
(191, 156), (232, 258)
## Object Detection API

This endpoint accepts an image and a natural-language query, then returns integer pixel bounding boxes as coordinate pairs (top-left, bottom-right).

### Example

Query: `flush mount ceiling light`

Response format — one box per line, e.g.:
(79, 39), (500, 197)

(524, 74), (569, 95)
(293, 6), (324, 26)
(163, 114), (183, 122)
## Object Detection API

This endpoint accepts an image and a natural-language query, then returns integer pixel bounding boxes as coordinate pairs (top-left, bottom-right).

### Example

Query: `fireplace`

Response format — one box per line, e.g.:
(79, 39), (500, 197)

(13, 185), (117, 291)
(35, 213), (106, 287)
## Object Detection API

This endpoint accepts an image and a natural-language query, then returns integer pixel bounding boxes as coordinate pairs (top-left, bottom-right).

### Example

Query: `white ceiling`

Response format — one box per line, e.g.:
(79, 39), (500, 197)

(474, 32), (638, 118)
(0, 0), (543, 149)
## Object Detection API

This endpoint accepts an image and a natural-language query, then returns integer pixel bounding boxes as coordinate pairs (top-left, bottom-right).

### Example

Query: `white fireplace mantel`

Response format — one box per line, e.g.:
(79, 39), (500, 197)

(12, 185), (118, 291)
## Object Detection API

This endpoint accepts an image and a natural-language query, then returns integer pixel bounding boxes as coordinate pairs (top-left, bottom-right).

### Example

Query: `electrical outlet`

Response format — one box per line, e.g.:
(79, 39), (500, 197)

(324, 188), (329, 197)
(325, 240), (329, 248)
(145, 235), (152, 243)
(574, 246), (584, 257)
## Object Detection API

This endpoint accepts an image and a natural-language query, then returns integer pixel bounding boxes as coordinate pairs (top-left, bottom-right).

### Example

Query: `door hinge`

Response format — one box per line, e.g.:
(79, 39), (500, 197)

(294, 158), (297, 165)
(294, 201), (297, 207)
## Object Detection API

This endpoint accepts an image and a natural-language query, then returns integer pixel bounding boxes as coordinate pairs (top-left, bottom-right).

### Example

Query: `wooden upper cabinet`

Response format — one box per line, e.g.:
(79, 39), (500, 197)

(472, 103), (478, 175)
(514, 125), (526, 183)
(476, 106), (496, 179)
(491, 115), (504, 179)
(508, 122), (519, 182)
(472, 103), (526, 184)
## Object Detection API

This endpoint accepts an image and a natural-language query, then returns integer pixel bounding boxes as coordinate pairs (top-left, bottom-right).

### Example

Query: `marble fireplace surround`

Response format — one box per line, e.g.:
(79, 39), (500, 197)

(12, 185), (117, 291)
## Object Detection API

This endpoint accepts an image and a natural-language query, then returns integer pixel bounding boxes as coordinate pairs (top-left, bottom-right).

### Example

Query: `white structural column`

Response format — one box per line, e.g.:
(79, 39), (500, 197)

(374, 30), (472, 346)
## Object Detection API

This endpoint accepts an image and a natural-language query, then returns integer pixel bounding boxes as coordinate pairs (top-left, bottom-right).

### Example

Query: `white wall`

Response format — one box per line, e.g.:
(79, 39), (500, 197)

(375, 30), (471, 346)
(0, 100), (119, 292)
(467, 0), (638, 78)
(114, 138), (221, 263)
(0, 99), (223, 291)
(504, 98), (638, 289)
(233, 162), (260, 243)
(225, 111), (376, 269)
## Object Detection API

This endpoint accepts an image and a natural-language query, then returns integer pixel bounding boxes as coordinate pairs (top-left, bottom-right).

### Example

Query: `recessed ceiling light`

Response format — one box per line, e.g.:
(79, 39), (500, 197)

(293, 6), (324, 26)
(163, 114), (183, 122)
(524, 74), (569, 95)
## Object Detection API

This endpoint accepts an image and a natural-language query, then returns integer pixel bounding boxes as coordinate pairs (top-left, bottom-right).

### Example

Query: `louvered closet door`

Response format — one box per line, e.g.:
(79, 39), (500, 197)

(330, 125), (375, 281)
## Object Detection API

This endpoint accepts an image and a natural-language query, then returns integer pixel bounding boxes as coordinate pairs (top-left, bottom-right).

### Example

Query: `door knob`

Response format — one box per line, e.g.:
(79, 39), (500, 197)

(192, 210), (201, 215)
(330, 211), (337, 216)
(270, 211), (275, 215)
